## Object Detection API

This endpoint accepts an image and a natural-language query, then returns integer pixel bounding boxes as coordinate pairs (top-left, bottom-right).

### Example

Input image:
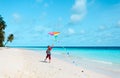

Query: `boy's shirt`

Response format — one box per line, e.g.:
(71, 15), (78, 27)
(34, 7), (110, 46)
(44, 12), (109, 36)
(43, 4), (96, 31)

(46, 47), (52, 54)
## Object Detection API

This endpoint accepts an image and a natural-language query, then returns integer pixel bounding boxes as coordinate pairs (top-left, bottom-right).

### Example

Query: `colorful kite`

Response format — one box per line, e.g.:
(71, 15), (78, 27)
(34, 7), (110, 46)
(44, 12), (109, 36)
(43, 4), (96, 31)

(48, 32), (60, 41)
(48, 32), (60, 36)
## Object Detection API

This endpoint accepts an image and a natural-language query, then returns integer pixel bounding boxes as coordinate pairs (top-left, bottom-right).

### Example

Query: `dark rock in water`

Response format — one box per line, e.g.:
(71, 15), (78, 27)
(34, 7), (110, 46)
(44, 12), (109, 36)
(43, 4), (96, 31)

(67, 52), (69, 55)
(72, 61), (75, 63)
(59, 68), (62, 70)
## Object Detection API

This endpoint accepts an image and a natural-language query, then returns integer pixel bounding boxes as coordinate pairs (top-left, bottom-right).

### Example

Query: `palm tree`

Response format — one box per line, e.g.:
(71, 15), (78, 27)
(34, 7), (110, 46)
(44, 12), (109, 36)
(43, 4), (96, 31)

(5, 34), (14, 46)
(0, 15), (6, 47)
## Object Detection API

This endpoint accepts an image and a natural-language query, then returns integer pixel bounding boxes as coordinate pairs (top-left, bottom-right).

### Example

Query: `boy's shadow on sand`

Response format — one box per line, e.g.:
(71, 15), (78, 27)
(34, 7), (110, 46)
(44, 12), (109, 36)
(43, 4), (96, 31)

(40, 61), (48, 63)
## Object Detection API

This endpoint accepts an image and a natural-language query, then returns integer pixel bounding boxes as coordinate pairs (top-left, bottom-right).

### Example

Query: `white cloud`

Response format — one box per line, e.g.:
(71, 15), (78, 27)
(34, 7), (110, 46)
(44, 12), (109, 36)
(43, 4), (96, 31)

(88, 0), (95, 6)
(118, 20), (120, 24)
(117, 20), (120, 27)
(12, 13), (21, 22)
(34, 26), (45, 32)
(34, 25), (51, 33)
(36, 0), (43, 3)
(50, 0), (54, 5)
(106, 33), (112, 37)
(44, 3), (49, 7)
(42, 12), (47, 16)
(70, 14), (84, 23)
(58, 17), (62, 21)
(39, 12), (47, 19)
(99, 25), (106, 30)
(70, 0), (87, 23)
(33, 33), (40, 37)
(80, 29), (85, 34)
(97, 39), (102, 43)
(72, 0), (86, 13)
(68, 28), (75, 34)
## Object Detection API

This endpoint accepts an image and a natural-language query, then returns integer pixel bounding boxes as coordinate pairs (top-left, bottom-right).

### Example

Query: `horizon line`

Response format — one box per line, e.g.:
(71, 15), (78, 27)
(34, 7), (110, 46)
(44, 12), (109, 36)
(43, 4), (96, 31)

(9, 46), (120, 48)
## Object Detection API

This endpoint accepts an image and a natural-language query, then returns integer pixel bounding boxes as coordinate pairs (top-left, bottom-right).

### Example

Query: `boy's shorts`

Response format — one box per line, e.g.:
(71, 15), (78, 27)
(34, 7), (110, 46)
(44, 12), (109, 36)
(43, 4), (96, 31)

(46, 54), (51, 60)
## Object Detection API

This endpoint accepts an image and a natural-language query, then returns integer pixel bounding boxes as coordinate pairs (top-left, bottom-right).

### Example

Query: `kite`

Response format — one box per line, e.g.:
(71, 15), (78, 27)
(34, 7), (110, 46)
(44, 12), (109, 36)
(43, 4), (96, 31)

(48, 32), (67, 53)
(48, 32), (60, 41)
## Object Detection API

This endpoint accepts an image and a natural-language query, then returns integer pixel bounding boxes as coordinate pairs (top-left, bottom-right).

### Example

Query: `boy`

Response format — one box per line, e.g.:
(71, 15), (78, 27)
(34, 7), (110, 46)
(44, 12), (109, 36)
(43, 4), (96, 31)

(44, 44), (54, 63)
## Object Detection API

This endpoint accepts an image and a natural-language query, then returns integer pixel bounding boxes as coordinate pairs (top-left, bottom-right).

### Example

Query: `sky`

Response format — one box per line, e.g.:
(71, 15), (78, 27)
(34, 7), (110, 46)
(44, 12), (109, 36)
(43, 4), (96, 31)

(0, 0), (120, 46)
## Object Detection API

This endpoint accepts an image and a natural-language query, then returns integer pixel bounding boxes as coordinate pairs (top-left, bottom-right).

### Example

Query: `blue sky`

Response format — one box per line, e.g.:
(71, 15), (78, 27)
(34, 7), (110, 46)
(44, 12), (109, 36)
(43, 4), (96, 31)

(0, 0), (120, 46)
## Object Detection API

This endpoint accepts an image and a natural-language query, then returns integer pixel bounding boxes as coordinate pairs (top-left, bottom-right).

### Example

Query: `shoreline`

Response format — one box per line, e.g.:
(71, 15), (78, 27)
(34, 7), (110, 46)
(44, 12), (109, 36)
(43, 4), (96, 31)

(0, 48), (116, 78)
(10, 46), (120, 48)
(37, 48), (120, 78)
(51, 50), (120, 78)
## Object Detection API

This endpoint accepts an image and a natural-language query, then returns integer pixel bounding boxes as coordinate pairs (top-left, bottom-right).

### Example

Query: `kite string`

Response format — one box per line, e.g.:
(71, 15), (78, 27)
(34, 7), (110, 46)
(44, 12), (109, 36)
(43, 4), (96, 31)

(57, 40), (68, 55)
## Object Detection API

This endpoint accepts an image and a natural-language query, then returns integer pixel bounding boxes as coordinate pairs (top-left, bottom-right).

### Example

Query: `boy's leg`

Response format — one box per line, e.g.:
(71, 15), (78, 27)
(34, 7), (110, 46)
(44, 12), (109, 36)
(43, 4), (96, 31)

(44, 54), (48, 61)
(49, 55), (51, 63)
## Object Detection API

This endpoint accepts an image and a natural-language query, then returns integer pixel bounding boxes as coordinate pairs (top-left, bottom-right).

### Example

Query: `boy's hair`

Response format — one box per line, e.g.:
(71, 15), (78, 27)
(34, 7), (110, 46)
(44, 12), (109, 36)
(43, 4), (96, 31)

(48, 45), (50, 48)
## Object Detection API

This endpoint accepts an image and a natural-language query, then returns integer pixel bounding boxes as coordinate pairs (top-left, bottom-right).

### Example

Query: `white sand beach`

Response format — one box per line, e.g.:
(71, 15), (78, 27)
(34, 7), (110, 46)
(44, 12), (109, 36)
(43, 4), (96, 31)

(0, 48), (112, 78)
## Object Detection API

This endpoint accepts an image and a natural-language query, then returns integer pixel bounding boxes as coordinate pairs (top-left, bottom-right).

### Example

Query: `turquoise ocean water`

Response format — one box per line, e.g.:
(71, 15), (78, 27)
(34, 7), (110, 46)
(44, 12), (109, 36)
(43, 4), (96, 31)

(13, 47), (120, 77)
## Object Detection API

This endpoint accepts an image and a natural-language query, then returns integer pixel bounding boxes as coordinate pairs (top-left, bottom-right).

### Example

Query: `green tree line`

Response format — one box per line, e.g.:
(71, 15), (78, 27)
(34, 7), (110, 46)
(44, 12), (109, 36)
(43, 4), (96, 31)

(0, 15), (14, 47)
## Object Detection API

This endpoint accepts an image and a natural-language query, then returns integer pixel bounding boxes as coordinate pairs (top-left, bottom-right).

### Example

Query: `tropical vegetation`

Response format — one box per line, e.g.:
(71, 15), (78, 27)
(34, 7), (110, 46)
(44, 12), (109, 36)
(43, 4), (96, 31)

(0, 15), (14, 47)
